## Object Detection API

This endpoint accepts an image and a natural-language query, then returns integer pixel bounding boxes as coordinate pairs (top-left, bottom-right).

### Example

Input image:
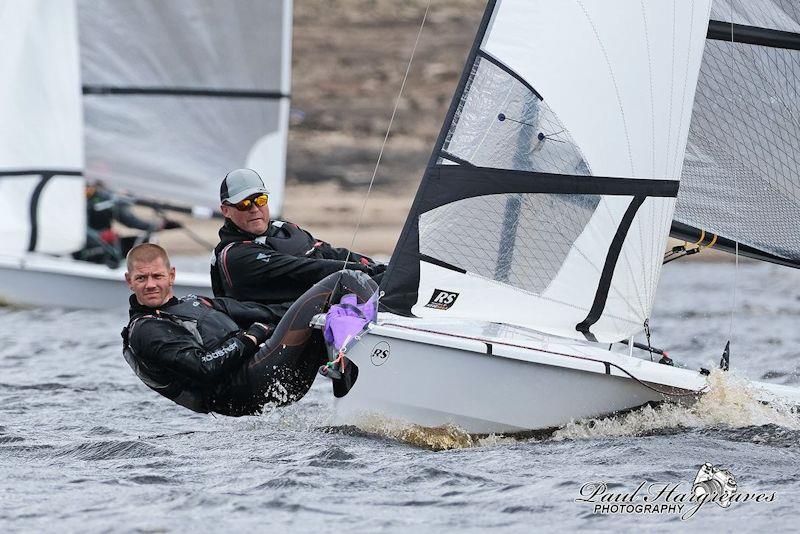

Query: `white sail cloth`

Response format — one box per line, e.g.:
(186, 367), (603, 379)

(77, 0), (292, 214)
(0, 0), (85, 256)
(408, 0), (712, 342)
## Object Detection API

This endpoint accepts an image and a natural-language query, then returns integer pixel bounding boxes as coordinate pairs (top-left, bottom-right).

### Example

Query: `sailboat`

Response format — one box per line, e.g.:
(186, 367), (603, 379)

(325, 0), (800, 433)
(0, 0), (292, 309)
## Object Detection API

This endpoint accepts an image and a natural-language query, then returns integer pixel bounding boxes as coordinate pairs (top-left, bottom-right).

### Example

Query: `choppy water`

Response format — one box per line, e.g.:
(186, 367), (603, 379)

(2, 260), (800, 532)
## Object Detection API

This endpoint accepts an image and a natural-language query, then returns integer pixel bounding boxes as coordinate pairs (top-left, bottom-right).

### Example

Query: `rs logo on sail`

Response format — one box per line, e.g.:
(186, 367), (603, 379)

(425, 289), (459, 310)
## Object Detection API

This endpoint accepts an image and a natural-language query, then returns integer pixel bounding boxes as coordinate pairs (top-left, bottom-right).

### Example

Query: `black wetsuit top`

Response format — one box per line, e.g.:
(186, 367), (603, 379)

(211, 219), (376, 305)
(122, 271), (377, 416)
(122, 294), (285, 414)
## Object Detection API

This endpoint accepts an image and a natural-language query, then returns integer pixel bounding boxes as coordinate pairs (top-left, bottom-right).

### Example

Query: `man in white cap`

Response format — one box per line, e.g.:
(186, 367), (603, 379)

(211, 168), (385, 306)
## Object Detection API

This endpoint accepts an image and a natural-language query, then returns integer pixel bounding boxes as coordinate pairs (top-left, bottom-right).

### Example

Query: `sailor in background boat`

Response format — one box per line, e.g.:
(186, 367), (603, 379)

(211, 168), (386, 308)
(123, 243), (374, 415)
(73, 180), (181, 269)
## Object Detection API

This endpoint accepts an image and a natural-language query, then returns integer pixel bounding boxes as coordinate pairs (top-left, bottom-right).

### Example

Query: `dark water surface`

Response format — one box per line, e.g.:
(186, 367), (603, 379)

(2, 261), (800, 532)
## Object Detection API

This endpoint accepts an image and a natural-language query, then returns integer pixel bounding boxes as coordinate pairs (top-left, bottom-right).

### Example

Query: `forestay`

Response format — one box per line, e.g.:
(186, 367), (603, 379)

(382, 0), (712, 343)
(77, 0), (292, 215)
(0, 0), (85, 256)
(675, 0), (800, 268)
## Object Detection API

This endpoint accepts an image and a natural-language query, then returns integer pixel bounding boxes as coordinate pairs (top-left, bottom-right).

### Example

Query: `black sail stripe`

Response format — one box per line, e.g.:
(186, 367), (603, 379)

(82, 86), (290, 100)
(420, 165), (678, 213)
(28, 174), (55, 252)
(707, 20), (800, 51)
(439, 150), (476, 167)
(0, 171), (82, 251)
(419, 254), (467, 274)
(0, 170), (81, 177)
(576, 195), (647, 342)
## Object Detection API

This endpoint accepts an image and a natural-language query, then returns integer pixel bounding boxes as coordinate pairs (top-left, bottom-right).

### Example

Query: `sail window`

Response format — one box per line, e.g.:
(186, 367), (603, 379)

(419, 193), (599, 295)
(441, 55), (591, 176)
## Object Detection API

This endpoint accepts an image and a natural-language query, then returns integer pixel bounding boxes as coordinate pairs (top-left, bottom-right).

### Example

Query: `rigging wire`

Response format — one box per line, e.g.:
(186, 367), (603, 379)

(726, 3), (739, 368)
(336, 0), (433, 303)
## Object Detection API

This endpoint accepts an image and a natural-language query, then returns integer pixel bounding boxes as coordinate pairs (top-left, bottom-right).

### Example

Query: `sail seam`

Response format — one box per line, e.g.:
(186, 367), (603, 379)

(576, 0), (635, 176)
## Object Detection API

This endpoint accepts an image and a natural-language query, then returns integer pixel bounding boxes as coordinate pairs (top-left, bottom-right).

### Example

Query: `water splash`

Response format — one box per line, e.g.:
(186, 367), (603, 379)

(552, 369), (800, 441)
(347, 414), (514, 451)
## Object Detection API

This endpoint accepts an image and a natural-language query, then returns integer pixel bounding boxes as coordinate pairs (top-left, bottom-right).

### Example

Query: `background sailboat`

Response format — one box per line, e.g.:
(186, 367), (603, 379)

(0, 0), (292, 309)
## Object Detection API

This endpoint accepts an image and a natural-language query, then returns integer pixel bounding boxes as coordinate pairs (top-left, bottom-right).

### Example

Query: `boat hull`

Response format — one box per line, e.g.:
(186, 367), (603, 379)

(334, 321), (708, 434)
(0, 253), (210, 309)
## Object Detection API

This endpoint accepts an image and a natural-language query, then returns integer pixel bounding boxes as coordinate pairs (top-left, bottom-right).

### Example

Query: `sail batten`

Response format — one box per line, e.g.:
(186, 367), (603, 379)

(382, 0), (712, 343)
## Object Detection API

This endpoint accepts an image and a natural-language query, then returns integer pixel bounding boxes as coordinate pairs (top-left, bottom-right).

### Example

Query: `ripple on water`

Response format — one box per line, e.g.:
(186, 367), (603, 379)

(85, 426), (126, 437)
(0, 382), (70, 391)
(127, 474), (181, 485)
(52, 440), (172, 461)
(307, 446), (357, 467)
(253, 476), (315, 490)
(697, 423), (800, 448)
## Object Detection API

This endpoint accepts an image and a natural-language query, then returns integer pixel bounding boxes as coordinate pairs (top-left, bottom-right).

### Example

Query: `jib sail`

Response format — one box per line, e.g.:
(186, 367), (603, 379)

(381, 0), (712, 343)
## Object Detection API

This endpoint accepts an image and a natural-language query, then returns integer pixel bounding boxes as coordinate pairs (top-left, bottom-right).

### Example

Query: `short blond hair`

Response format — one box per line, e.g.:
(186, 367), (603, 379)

(126, 243), (171, 272)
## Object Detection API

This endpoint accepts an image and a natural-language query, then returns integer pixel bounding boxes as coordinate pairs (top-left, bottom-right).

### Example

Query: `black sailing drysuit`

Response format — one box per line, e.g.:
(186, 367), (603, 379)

(122, 270), (376, 416)
(211, 218), (384, 306)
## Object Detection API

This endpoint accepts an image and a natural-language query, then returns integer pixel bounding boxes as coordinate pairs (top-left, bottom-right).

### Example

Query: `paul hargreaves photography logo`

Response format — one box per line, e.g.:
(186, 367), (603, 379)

(575, 463), (775, 520)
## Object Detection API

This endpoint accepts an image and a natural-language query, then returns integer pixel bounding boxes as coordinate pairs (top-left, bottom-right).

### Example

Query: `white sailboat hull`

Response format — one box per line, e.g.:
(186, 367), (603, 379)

(0, 253), (210, 309)
(333, 318), (708, 434)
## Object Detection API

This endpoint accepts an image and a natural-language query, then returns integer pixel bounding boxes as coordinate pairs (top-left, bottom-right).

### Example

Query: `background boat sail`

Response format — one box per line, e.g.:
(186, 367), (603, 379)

(327, 0), (800, 433)
(0, 0), (292, 309)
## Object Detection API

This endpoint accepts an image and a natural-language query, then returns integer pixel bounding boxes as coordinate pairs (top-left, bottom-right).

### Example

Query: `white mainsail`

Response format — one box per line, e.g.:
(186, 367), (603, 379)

(382, 0), (712, 343)
(76, 0), (292, 215)
(0, 0), (86, 256)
